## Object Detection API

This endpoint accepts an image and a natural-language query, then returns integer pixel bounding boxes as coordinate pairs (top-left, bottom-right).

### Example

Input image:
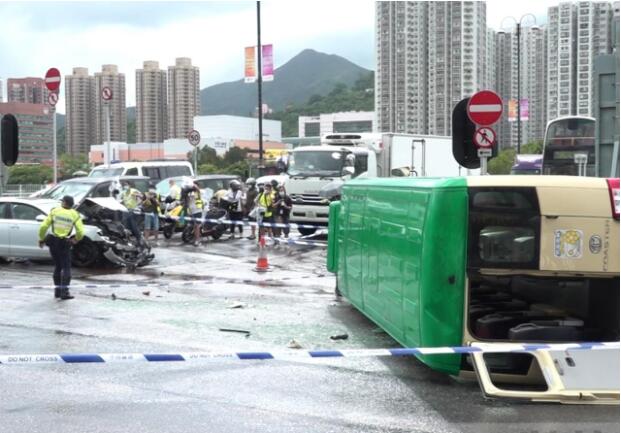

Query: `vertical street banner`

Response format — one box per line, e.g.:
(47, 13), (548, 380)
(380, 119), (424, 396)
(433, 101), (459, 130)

(507, 99), (529, 122)
(262, 44), (274, 82)
(244, 46), (256, 83)
(519, 98), (529, 121)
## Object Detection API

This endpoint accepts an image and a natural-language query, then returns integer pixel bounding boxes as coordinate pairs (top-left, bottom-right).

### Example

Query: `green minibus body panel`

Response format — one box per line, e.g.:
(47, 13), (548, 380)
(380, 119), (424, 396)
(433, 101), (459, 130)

(327, 201), (341, 273)
(330, 177), (468, 375)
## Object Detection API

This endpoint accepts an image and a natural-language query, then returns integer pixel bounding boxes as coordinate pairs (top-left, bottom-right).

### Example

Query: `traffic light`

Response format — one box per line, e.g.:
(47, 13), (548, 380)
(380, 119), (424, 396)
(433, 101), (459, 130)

(452, 98), (479, 169)
(1, 114), (19, 166)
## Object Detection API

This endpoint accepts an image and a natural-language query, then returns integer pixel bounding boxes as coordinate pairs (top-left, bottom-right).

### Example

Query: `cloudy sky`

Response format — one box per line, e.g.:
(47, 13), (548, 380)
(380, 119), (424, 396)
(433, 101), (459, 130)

(0, 0), (555, 114)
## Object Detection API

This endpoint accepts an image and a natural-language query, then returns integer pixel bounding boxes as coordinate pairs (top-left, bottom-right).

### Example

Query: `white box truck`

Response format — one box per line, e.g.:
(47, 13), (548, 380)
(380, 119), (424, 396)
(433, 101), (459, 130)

(285, 133), (478, 234)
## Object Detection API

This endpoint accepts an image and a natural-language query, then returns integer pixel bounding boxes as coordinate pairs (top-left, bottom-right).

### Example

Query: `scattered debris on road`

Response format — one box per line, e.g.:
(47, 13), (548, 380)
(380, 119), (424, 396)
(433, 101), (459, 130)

(287, 339), (303, 349)
(330, 333), (349, 341)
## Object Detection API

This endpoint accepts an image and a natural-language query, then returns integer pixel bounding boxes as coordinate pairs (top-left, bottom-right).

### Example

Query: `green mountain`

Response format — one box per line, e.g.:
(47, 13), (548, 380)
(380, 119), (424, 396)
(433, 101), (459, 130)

(200, 49), (372, 116)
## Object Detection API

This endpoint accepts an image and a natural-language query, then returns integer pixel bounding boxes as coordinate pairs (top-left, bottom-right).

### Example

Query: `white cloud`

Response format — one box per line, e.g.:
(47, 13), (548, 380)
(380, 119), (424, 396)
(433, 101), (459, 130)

(0, 1), (375, 114)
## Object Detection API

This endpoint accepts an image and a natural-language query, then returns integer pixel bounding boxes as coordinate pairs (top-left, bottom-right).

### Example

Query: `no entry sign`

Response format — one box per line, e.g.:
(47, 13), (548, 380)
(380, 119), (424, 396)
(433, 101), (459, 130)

(467, 90), (502, 126)
(44, 68), (61, 92)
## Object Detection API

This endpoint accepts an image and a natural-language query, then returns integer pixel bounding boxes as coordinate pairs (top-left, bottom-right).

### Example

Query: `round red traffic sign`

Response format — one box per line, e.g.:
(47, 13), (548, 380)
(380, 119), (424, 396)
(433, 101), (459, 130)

(467, 90), (503, 126)
(473, 127), (496, 149)
(188, 129), (201, 146)
(47, 92), (59, 107)
(102, 86), (113, 101)
(44, 68), (61, 92)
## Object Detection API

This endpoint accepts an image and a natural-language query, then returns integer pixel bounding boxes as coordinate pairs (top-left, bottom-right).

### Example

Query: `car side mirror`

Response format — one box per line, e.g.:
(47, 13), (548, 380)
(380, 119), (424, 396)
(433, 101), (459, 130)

(342, 166), (355, 176)
(35, 214), (45, 222)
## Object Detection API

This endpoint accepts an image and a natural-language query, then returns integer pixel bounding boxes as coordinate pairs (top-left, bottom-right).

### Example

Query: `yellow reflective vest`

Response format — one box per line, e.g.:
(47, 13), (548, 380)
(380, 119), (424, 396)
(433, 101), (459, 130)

(121, 188), (142, 210)
(38, 207), (85, 241)
(258, 191), (274, 217)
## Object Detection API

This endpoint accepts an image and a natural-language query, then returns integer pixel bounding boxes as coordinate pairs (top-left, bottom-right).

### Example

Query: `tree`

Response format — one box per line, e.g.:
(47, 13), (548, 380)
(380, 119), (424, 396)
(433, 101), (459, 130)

(59, 153), (90, 179)
(197, 163), (219, 175)
(488, 148), (517, 175)
(127, 120), (136, 144)
(8, 165), (53, 184)
(222, 147), (248, 166)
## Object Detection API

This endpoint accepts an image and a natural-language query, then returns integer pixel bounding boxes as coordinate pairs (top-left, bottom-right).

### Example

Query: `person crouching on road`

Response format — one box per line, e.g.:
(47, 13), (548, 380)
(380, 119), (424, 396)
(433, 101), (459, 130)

(243, 178), (258, 240)
(274, 185), (293, 238)
(224, 179), (244, 239)
(142, 187), (161, 246)
(38, 195), (85, 300)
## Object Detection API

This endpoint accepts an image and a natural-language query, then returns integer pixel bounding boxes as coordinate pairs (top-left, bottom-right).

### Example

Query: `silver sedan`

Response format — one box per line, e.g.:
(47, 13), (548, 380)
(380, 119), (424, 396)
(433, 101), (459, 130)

(0, 198), (111, 267)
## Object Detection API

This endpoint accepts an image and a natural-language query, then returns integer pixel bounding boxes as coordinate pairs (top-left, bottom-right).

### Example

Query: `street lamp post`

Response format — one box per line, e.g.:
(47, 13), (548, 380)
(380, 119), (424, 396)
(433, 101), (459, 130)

(501, 14), (536, 154)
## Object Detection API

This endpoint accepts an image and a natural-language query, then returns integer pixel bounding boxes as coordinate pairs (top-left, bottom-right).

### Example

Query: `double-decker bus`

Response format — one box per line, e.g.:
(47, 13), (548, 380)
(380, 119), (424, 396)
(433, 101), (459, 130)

(542, 116), (596, 176)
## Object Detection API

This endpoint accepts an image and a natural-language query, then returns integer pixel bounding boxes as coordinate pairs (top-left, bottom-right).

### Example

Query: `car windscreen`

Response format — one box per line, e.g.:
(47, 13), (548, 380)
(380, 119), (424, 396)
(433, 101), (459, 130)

(41, 182), (94, 203)
(288, 151), (344, 176)
(89, 168), (124, 177)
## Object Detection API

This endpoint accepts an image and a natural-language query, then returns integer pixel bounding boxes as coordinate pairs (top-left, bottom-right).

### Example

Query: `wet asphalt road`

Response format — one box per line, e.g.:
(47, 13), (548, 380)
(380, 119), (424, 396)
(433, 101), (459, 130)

(0, 236), (618, 433)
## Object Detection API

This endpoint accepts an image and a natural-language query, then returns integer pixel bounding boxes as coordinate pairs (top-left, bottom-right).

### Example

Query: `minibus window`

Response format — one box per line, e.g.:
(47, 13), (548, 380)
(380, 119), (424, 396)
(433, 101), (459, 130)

(468, 188), (540, 269)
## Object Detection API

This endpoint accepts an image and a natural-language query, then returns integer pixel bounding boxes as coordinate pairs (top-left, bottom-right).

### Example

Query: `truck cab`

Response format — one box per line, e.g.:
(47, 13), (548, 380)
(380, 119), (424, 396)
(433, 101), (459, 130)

(286, 134), (380, 233)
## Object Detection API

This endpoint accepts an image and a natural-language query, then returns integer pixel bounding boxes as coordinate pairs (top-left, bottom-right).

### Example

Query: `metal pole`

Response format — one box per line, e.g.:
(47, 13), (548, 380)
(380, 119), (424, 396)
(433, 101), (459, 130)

(256, 0), (264, 168)
(53, 110), (57, 183)
(480, 156), (488, 175)
(193, 147), (197, 175)
(105, 103), (111, 167)
(516, 22), (521, 154)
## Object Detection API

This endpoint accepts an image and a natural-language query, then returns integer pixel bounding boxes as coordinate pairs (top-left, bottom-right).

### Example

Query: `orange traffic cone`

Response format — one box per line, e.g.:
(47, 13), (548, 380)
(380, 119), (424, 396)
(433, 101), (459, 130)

(255, 235), (270, 272)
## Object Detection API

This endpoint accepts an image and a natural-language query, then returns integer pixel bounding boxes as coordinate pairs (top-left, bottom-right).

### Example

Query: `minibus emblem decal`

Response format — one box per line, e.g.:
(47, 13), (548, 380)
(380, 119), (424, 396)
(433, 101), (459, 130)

(554, 229), (583, 259)
(589, 235), (602, 254)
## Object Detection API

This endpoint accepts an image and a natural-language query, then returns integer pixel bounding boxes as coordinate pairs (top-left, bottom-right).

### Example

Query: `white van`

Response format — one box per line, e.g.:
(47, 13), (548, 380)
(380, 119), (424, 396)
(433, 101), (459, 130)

(89, 161), (194, 182)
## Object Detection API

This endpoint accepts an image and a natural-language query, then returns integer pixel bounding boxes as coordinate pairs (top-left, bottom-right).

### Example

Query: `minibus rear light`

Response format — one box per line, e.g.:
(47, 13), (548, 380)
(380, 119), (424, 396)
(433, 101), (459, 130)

(606, 178), (620, 219)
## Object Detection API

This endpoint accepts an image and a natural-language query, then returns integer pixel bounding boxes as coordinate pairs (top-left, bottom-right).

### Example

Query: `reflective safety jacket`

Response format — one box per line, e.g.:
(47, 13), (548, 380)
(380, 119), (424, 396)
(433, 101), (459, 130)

(38, 207), (85, 241)
(121, 188), (142, 210)
(257, 191), (274, 217)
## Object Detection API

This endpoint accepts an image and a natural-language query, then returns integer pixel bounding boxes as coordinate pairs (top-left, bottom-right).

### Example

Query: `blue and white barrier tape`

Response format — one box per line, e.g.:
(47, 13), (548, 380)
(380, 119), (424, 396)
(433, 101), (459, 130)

(1, 342), (618, 365)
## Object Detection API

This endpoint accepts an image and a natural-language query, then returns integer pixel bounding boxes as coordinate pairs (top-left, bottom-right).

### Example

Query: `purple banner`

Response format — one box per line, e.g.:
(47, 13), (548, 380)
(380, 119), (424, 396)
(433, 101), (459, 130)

(262, 44), (274, 82)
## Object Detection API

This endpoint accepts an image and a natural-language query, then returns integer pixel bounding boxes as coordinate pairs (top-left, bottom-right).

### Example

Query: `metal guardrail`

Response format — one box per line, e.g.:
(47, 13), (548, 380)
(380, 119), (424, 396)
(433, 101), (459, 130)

(0, 184), (46, 198)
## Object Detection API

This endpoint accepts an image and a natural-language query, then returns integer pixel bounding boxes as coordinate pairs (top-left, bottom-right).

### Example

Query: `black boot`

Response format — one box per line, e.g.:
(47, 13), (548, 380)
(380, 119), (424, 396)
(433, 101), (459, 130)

(54, 287), (61, 298)
(59, 288), (74, 300)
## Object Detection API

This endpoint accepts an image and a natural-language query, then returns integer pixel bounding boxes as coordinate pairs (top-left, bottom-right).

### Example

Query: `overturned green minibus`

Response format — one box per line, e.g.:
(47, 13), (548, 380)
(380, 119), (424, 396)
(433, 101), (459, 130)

(327, 175), (620, 403)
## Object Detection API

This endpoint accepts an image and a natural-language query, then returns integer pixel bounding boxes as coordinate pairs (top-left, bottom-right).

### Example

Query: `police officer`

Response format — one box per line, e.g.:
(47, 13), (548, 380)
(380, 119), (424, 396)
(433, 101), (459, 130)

(38, 195), (85, 300)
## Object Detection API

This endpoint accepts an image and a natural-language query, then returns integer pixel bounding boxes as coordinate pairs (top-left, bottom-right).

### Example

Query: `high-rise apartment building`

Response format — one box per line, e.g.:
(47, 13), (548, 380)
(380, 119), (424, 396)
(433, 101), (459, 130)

(168, 57), (200, 139)
(547, 1), (617, 120)
(375, 2), (428, 134)
(494, 31), (517, 149)
(485, 28), (497, 90)
(65, 67), (95, 156)
(0, 78), (4, 103)
(136, 61), (167, 143)
(94, 64), (127, 145)
(375, 1), (487, 136)
(0, 102), (54, 163)
(7, 77), (49, 104)
(524, 26), (548, 144)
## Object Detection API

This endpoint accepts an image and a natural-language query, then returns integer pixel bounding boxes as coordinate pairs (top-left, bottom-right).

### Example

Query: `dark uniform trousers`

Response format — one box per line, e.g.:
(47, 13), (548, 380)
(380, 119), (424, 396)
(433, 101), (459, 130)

(48, 236), (72, 287)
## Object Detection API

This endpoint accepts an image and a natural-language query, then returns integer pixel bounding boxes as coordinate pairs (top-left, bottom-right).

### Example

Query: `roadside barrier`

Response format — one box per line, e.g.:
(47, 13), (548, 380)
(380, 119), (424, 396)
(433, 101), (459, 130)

(1, 342), (618, 365)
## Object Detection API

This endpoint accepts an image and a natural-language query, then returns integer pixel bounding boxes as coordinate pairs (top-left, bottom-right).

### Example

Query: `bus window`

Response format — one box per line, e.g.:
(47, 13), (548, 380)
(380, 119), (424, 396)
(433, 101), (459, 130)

(542, 116), (596, 176)
(468, 188), (540, 269)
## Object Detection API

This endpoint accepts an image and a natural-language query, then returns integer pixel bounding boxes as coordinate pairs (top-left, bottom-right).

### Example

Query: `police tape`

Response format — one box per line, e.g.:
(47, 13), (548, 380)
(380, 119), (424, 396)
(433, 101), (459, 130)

(1, 342), (618, 365)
